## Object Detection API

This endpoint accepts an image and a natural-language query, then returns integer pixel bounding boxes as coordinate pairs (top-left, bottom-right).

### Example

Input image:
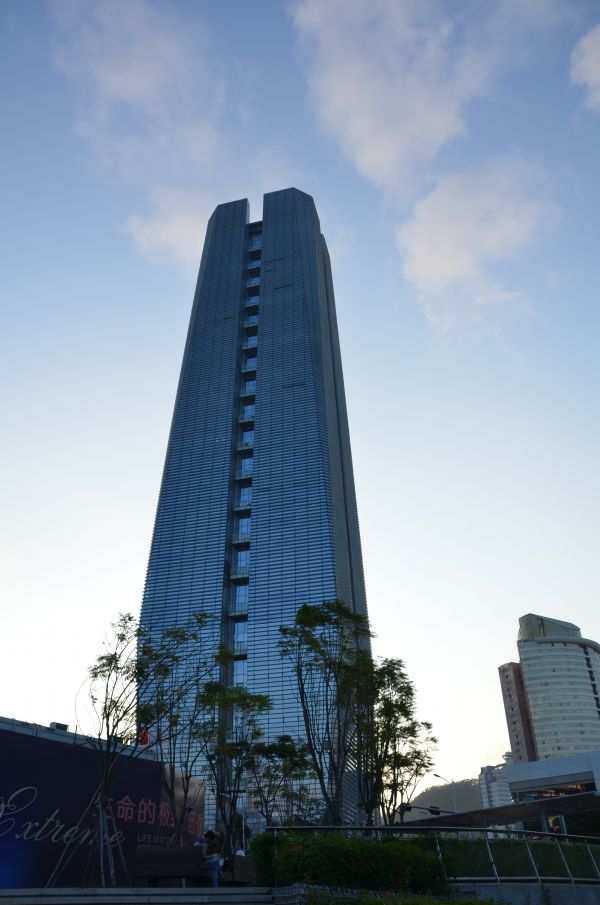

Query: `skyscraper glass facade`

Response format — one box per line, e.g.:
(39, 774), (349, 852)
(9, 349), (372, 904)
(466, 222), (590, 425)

(140, 187), (367, 750)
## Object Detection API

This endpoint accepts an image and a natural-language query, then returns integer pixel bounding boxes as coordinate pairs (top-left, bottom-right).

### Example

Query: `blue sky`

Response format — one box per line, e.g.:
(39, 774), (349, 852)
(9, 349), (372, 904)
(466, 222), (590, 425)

(2, 0), (600, 786)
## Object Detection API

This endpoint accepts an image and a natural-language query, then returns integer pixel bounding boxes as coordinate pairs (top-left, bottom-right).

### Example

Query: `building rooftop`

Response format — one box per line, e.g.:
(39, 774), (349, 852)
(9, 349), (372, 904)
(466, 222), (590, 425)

(518, 613), (581, 641)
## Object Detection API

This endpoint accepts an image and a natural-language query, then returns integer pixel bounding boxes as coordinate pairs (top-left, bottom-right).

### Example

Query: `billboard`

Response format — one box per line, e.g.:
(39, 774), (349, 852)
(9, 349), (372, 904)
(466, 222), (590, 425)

(0, 728), (204, 887)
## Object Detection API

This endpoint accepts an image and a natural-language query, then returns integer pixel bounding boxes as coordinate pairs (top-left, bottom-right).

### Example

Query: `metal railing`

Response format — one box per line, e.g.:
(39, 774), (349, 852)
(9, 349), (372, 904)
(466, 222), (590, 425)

(266, 825), (600, 885)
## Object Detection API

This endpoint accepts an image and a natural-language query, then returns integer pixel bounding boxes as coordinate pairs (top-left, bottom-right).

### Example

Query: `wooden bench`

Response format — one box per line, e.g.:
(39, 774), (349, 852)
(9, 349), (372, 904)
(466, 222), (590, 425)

(229, 854), (256, 885)
(135, 848), (255, 887)
(135, 847), (213, 886)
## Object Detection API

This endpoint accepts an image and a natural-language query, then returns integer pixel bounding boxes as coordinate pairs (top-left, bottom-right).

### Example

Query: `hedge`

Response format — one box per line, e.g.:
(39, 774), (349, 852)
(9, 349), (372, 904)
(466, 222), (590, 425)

(250, 833), (446, 895)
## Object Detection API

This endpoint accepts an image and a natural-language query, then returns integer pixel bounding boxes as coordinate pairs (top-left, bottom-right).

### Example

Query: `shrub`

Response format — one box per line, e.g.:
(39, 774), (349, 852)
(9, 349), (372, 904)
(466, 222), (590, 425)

(250, 833), (446, 894)
(250, 832), (278, 887)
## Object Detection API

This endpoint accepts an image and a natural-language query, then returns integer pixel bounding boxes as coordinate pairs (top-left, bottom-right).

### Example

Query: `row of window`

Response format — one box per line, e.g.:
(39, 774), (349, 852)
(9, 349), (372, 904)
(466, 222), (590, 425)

(228, 231), (262, 684)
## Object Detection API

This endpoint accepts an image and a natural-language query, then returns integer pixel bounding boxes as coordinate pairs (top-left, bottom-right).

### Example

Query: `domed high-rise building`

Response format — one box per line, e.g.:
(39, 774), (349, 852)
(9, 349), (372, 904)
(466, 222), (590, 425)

(500, 614), (600, 761)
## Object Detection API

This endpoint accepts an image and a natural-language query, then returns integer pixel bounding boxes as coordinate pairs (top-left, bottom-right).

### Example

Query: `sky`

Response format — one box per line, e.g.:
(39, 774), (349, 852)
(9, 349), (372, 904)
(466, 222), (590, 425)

(1, 0), (600, 790)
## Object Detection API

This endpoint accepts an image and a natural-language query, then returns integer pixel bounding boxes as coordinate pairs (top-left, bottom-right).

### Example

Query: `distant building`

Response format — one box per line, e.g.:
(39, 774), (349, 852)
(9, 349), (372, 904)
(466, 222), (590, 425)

(505, 750), (600, 803)
(479, 756), (513, 809)
(504, 749), (600, 834)
(499, 661), (538, 762)
(500, 614), (600, 761)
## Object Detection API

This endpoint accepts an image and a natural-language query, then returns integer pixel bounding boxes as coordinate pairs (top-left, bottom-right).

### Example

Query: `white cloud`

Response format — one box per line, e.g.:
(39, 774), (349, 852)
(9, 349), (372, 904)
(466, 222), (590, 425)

(50, 0), (226, 264)
(51, 0), (223, 183)
(292, 0), (564, 332)
(570, 24), (600, 113)
(123, 188), (214, 271)
(51, 1), (301, 267)
(416, 278), (524, 336)
(292, 0), (492, 199)
(397, 156), (554, 330)
(292, 0), (571, 200)
(121, 143), (301, 269)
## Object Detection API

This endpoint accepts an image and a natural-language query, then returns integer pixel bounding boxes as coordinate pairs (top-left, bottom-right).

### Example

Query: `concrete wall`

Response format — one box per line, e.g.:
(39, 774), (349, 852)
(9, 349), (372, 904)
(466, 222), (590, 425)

(452, 882), (600, 904)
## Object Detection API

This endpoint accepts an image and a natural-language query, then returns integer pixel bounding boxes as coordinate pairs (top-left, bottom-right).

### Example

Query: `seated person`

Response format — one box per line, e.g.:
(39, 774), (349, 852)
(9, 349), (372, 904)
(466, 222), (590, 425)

(193, 829), (224, 887)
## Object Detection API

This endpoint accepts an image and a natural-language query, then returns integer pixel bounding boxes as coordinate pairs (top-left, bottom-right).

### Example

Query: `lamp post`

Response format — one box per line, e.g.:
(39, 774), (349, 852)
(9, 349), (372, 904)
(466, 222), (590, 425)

(433, 772), (458, 814)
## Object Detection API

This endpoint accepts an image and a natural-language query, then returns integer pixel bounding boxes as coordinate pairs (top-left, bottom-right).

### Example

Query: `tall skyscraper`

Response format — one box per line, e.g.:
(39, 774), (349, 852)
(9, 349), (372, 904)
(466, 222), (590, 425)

(140, 188), (367, 759)
(500, 613), (600, 761)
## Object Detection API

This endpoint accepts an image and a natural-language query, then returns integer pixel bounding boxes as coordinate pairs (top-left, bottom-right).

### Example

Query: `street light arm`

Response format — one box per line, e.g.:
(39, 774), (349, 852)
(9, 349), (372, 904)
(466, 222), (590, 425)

(433, 773), (458, 813)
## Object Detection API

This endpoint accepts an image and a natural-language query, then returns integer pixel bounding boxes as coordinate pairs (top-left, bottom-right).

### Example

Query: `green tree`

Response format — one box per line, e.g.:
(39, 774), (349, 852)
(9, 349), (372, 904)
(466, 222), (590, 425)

(279, 780), (325, 825)
(195, 668), (271, 852)
(354, 656), (437, 825)
(278, 600), (371, 824)
(354, 656), (420, 825)
(149, 613), (219, 844)
(84, 612), (208, 884)
(380, 713), (437, 824)
(245, 734), (314, 826)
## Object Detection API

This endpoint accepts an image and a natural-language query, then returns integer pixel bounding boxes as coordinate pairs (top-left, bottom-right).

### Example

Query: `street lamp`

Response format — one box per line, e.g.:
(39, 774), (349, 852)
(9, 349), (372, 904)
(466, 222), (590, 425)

(433, 772), (458, 814)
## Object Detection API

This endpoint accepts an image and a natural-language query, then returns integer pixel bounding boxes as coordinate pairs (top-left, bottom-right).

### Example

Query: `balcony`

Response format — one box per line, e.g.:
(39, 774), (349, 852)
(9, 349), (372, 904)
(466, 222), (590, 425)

(230, 566), (249, 580)
(246, 276), (260, 288)
(233, 504), (251, 516)
(240, 382), (256, 398)
(232, 529), (251, 544)
(230, 599), (248, 616)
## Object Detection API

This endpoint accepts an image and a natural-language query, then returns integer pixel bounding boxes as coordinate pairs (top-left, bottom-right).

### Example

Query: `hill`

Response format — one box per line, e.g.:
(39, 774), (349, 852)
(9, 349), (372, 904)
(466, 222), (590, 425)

(403, 777), (481, 820)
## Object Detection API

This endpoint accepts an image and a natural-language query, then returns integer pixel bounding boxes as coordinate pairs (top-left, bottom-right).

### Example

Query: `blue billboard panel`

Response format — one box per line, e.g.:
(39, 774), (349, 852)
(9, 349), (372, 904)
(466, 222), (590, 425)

(0, 728), (203, 887)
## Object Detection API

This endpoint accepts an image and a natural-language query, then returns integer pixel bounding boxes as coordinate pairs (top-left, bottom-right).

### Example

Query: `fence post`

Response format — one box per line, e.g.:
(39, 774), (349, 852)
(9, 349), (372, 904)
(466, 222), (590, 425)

(586, 843), (600, 880)
(482, 831), (500, 883)
(555, 839), (574, 883)
(433, 831), (448, 883)
(523, 835), (541, 883)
